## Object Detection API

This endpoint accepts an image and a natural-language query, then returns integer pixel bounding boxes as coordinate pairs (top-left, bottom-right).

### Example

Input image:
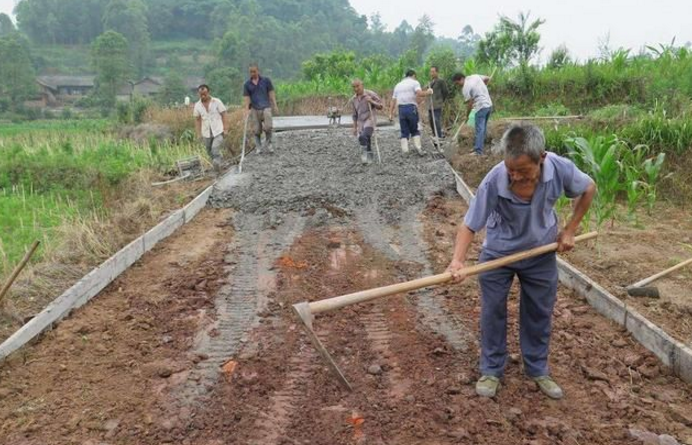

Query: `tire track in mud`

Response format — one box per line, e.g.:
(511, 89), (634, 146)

(174, 213), (306, 406)
(356, 203), (475, 352)
(245, 340), (318, 445)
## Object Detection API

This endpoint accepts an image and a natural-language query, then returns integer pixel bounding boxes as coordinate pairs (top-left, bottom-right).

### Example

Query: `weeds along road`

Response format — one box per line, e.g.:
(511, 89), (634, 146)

(1, 127), (692, 445)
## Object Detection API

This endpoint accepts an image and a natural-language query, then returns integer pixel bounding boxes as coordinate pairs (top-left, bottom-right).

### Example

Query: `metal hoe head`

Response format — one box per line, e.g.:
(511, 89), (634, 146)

(292, 302), (353, 391)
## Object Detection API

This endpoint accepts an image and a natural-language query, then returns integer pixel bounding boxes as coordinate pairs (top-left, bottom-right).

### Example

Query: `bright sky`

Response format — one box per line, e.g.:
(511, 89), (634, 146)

(2, 0), (691, 61)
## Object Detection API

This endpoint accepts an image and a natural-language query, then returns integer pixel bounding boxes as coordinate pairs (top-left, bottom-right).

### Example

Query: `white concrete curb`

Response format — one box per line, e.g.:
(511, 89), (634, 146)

(0, 184), (215, 362)
(450, 167), (692, 384)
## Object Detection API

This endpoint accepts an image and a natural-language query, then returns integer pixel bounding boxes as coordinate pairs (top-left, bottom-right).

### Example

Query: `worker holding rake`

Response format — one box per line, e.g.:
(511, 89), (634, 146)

(447, 123), (597, 400)
(351, 79), (384, 165)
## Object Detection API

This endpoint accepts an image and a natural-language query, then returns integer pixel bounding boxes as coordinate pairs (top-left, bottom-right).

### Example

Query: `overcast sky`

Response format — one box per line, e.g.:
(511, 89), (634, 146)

(2, 0), (691, 61)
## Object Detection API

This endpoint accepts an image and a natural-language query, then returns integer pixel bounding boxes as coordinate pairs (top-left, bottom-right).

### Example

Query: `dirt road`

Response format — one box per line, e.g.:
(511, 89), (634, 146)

(1, 128), (691, 445)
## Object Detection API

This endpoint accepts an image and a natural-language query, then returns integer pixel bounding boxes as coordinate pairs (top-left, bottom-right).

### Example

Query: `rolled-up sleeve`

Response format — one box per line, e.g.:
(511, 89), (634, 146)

(463, 174), (499, 232)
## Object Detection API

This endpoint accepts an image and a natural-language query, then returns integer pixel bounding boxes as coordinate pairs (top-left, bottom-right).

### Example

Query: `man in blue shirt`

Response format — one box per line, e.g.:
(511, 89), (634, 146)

(243, 63), (279, 153)
(447, 123), (596, 400)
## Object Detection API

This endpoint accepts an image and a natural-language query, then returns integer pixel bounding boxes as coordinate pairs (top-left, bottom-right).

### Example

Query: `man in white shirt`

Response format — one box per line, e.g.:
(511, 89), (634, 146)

(193, 84), (228, 172)
(453, 72), (493, 155)
(388, 69), (432, 156)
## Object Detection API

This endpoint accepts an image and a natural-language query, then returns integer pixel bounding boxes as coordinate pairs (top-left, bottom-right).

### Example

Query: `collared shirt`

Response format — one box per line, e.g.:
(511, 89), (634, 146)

(351, 89), (383, 131)
(392, 77), (422, 106)
(193, 97), (227, 138)
(462, 74), (493, 112)
(243, 76), (274, 110)
(429, 78), (449, 109)
(464, 152), (593, 256)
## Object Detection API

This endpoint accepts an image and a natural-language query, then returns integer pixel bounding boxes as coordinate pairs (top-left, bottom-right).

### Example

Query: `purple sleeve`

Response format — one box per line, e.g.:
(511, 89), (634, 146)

(266, 78), (274, 92)
(560, 158), (593, 198)
(242, 82), (250, 97)
(463, 173), (498, 232)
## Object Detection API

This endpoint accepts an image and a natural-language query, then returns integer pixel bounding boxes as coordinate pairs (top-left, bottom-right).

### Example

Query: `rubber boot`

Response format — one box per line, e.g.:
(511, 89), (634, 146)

(254, 135), (262, 154)
(413, 135), (424, 156)
(400, 138), (409, 154)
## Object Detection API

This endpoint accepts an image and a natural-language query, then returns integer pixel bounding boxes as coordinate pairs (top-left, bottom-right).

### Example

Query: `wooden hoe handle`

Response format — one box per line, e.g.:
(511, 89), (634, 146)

(308, 232), (598, 315)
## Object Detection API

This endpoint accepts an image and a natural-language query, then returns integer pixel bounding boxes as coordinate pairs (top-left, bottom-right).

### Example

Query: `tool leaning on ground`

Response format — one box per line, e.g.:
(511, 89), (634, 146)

(446, 67), (498, 149)
(366, 100), (382, 164)
(238, 111), (251, 174)
(293, 231), (598, 391)
(626, 257), (692, 298)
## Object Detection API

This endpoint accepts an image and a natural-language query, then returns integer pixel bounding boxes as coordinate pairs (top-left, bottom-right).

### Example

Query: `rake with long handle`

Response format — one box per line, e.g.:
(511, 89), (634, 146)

(238, 112), (250, 173)
(293, 231), (598, 391)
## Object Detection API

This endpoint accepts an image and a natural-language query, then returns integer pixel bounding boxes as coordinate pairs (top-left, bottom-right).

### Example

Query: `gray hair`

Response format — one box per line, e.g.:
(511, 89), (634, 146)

(500, 123), (546, 163)
(351, 78), (363, 87)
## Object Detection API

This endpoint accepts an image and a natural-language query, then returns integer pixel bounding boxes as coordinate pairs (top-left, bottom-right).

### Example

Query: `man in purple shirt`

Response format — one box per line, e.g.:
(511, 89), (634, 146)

(447, 123), (596, 399)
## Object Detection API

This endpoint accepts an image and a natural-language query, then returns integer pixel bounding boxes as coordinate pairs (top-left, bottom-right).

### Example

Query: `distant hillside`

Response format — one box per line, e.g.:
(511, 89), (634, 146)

(13, 0), (477, 79)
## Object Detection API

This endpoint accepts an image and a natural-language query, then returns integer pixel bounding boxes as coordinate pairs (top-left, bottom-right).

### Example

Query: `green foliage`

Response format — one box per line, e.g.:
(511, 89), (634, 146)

(409, 15), (435, 65)
(205, 66), (242, 105)
(303, 51), (357, 82)
(91, 30), (130, 108)
(0, 13), (16, 36)
(621, 105), (692, 155)
(103, 0), (150, 76)
(0, 119), (203, 266)
(157, 72), (188, 106)
(0, 33), (37, 104)
(477, 12), (545, 67)
(547, 45), (571, 70)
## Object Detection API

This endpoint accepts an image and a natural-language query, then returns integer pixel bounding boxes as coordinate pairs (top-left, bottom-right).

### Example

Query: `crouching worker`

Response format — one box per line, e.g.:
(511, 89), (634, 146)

(446, 123), (596, 400)
(351, 79), (384, 164)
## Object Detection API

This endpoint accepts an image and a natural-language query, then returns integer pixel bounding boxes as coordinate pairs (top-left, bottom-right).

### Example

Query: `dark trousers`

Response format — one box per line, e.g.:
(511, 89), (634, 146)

(398, 104), (420, 139)
(358, 127), (374, 152)
(474, 106), (493, 153)
(428, 108), (444, 139)
(478, 250), (558, 378)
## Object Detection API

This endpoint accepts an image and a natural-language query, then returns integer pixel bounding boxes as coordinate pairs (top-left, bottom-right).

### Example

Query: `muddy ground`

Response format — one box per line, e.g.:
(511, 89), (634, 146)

(1, 127), (692, 445)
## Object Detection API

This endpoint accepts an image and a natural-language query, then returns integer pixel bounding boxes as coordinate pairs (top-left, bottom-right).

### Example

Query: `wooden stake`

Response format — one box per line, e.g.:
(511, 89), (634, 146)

(0, 240), (40, 306)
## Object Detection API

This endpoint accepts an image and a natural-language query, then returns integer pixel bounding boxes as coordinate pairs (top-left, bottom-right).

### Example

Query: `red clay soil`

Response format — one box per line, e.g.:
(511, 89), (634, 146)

(0, 208), (233, 445)
(2, 198), (692, 445)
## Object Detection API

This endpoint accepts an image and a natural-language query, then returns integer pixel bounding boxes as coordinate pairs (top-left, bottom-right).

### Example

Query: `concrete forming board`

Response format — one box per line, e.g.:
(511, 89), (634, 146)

(273, 115), (394, 132)
(0, 183), (215, 362)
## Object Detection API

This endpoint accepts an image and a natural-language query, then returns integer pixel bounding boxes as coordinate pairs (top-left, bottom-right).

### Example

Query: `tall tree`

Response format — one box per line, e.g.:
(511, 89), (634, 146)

(477, 12), (545, 67)
(103, 0), (150, 77)
(157, 71), (188, 106)
(0, 34), (37, 104)
(91, 31), (130, 108)
(409, 15), (435, 64)
(0, 13), (16, 37)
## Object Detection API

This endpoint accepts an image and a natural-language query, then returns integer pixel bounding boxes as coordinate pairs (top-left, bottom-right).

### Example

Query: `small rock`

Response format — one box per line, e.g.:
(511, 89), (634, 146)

(629, 428), (663, 445)
(624, 353), (646, 367)
(157, 367), (173, 378)
(612, 338), (628, 348)
(446, 387), (461, 395)
(456, 373), (474, 385)
(509, 353), (521, 364)
(161, 335), (173, 344)
(582, 365), (611, 383)
(445, 429), (471, 440)
(638, 364), (660, 379)
(404, 395), (416, 403)
(659, 435), (681, 445)
(367, 364), (383, 375)
(669, 406), (692, 426)
(103, 419), (120, 439)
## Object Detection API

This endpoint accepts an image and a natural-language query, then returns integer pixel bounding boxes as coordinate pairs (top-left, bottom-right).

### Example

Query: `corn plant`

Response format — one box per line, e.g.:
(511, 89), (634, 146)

(642, 152), (666, 213)
(566, 135), (623, 227)
(620, 144), (650, 221)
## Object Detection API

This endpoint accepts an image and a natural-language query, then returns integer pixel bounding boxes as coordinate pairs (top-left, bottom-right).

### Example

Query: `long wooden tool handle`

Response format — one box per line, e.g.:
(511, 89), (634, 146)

(0, 240), (40, 304)
(309, 232), (598, 314)
(628, 257), (692, 289)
